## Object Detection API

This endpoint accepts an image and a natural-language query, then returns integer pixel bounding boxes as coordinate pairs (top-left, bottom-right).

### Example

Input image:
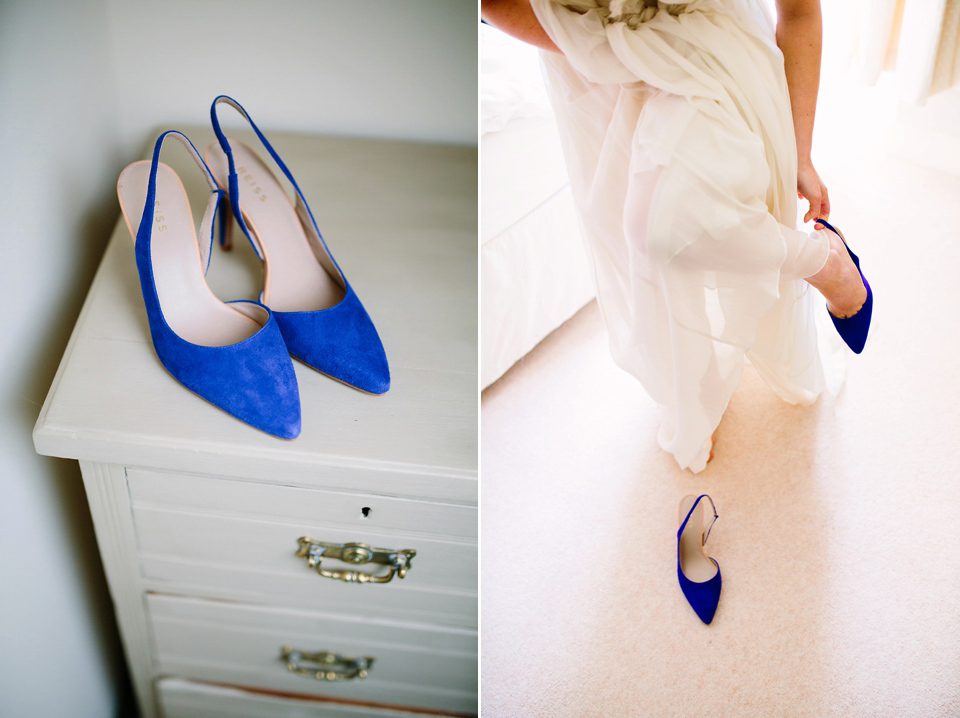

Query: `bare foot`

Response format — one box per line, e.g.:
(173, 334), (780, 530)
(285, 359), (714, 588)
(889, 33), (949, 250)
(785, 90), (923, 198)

(805, 224), (867, 319)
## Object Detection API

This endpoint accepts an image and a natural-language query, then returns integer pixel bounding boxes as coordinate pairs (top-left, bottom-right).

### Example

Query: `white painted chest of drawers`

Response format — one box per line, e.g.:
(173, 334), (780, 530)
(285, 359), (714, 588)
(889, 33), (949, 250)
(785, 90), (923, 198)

(32, 130), (478, 718)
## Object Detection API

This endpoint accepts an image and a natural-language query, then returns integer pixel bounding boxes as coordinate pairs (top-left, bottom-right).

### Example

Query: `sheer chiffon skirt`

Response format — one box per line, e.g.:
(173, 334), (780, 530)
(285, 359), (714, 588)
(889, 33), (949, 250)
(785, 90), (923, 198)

(531, 0), (844, 471)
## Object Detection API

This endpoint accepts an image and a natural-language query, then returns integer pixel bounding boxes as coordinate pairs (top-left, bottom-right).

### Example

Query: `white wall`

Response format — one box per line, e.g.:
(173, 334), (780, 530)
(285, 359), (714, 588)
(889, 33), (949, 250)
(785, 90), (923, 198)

(0, 2), (133, 715)
(107, 0), (477, 158)
(0, 2), (475, 716)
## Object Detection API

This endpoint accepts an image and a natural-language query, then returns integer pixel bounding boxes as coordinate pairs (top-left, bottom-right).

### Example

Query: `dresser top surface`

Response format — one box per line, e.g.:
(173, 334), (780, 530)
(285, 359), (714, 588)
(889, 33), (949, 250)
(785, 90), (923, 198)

(34, 129), (477, 492)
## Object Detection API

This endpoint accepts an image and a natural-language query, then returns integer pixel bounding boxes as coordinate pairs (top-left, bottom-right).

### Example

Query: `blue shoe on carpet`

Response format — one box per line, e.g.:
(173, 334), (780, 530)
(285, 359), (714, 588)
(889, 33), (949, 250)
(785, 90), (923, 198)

(678, 494), (722, 625)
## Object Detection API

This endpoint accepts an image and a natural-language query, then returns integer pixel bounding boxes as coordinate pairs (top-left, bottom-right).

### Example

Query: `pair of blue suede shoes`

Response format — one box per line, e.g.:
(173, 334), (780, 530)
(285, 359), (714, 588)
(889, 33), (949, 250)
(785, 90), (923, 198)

(116, 96), (389, 440)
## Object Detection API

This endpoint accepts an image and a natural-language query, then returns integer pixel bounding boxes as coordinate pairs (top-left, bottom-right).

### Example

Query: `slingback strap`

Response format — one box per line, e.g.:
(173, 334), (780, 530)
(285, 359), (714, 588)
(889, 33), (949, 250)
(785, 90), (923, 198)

(136, 130), (228, 274)
(815, 218), (839, 236)
(678, 494), (719, 545)
(815, 217), (856, 255)
(211, 95), (329, 261)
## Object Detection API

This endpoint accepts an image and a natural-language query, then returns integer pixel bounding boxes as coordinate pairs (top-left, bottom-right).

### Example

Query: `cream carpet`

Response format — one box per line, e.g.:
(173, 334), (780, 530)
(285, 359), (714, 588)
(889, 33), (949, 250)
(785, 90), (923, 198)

(480, 73), (960, 716)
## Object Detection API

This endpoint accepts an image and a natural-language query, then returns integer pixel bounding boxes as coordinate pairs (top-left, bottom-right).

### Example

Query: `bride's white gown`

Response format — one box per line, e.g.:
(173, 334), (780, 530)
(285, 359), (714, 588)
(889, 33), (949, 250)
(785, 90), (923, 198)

(530, 0), (844, 472)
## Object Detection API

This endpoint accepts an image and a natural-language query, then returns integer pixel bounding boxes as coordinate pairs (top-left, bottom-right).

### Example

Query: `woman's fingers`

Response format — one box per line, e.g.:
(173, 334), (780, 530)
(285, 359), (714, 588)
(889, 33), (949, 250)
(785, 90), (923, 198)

(819, 183), (830, 222)
(798, 163), (830, 225)
(812, 181), (830, 228)
(803, 192), (820, 224)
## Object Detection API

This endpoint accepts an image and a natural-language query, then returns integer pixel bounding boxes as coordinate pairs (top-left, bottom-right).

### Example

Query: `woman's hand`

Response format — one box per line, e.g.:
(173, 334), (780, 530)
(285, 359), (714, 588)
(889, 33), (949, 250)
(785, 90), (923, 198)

(797, 160), (829, 225)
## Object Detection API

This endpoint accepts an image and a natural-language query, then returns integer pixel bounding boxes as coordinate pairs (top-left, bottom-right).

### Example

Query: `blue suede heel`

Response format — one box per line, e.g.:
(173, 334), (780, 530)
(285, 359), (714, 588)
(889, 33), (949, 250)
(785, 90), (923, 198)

(117, 131), (301, 439)
(677, 494), (722, 625)
(816, 218), (873, 354)
(207, 95), (390, 394)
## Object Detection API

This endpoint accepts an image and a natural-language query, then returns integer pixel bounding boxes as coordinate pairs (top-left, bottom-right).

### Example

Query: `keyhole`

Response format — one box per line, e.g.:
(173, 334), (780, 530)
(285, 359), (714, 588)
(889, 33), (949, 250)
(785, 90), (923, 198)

(360, 507), (371, 519)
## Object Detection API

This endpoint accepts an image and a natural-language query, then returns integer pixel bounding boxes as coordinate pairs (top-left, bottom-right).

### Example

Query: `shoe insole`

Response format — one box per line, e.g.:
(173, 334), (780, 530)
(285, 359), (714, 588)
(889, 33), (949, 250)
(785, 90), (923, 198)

(679, 495), (718, 583)
(205, 140), (346, 313)
(117, 161), (263, 347)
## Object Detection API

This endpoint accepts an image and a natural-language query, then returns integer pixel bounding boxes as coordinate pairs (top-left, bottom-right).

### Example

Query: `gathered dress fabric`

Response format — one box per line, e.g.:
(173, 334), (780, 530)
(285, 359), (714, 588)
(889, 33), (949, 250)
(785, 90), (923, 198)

(530, 0), (844, 472)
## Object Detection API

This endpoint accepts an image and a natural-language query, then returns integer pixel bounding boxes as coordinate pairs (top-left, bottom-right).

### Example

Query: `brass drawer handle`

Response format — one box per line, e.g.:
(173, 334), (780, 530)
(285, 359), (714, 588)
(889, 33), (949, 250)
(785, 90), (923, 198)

(296, 537), (416, 584)
(280, 646), (374, 681)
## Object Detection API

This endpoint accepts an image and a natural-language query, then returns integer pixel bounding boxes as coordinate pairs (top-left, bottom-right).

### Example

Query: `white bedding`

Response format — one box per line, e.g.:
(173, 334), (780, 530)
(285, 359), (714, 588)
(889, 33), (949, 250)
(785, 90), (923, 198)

(481, 25), (595, 389)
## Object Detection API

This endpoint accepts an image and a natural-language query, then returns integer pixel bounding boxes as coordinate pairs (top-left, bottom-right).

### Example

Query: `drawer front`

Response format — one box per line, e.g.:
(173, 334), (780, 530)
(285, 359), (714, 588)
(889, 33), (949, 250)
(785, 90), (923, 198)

(133, 503), (476, 624)
(127, 468), (477, 541)
(157, 677), (470, 718)
(141, 558), (476, 628)
(149, 595), (477, 715)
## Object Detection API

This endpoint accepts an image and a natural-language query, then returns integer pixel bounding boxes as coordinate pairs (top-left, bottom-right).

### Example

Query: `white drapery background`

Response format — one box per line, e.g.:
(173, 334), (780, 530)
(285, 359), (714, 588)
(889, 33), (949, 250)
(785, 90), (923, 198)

(853, 0), (960, 104)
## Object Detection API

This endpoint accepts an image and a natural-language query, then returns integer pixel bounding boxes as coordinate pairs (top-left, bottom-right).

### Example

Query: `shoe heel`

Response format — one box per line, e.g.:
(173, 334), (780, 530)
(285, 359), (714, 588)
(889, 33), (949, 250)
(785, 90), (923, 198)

(218, 188), (234, 251)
